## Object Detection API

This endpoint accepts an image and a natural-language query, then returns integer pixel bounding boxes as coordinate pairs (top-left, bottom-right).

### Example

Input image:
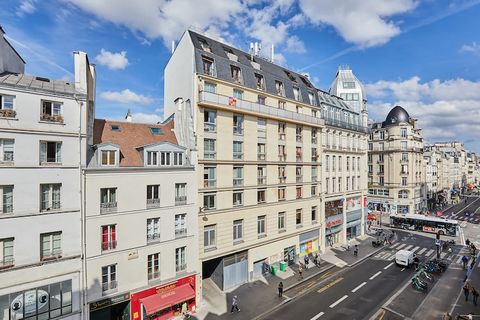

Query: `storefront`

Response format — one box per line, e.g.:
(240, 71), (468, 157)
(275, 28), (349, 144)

(90, 293), (130, 320)
(130, 275), (196, 320)
(346, 197), (363, 239)
(325, 214), (343, 246)
(299, 229), (320, 257)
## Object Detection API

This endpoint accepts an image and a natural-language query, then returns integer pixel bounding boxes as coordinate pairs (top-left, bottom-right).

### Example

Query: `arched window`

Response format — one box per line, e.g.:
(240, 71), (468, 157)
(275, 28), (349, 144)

(398, 190), (409, 199)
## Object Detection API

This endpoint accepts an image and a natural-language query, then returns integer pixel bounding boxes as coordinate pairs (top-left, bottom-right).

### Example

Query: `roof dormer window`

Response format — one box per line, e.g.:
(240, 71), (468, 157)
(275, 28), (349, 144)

(255, 73), (265, 90)
(101, 150), (116, 166)
(202, 56), (215, 76)
(343, 81), (356, 89)
(230, 65), (242, 84)
(284, 70), (296, 82)
(198, 38), (211, 52)
(293, 87), (302, 102)
(150, 127), (163, 135)
(110, 125), (121, 132)
(275, 81), (285, 96)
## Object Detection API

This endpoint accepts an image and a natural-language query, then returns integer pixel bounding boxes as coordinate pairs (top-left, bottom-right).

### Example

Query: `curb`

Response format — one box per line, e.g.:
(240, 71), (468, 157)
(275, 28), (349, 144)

(283, 264), (335, 292)
(346, 246), (386, 267)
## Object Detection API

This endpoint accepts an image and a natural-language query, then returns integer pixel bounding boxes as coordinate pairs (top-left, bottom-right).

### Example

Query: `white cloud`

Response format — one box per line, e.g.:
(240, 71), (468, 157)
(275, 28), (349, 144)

(299, 0), (417, 47)
(95, 49), (129, 70)
(17, 0), (36, 16)
(130, 112), (164, 124)
(100, 89), (154, 105)
(285, 35), (306, 53)
(460, 42), (480, 56)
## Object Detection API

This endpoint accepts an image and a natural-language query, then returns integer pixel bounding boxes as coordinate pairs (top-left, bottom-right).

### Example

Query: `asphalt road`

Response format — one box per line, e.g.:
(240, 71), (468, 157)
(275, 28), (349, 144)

(262, 231), (440, 320)
(442, 195), (480, 247)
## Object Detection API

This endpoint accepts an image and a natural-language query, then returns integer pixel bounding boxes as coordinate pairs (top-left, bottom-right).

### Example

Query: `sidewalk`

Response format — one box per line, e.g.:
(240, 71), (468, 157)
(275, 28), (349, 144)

(193, 234), (381, 320)
(451, 251), (480, 318)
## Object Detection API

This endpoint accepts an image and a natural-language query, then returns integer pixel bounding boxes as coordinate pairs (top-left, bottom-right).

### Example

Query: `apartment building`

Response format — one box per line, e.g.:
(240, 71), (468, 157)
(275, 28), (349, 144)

(368, 106), (427, 214)
(83, 118), (199, 320)
(0, 28), (95, 319)
(164, 30), (368, 291)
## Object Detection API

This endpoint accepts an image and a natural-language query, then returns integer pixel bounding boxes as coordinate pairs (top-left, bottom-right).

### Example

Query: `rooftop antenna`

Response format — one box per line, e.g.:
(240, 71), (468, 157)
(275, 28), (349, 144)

(270, 44), (274, 63)
(249, 42), (261, 61)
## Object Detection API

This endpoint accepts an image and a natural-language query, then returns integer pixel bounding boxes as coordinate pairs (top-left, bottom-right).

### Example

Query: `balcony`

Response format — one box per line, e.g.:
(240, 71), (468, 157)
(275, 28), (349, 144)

(102, 280), (118, 292)
(279, 176), (286, 184)
(41, 113), (64, 123)
(312, 137), (317, 144)
(233, 178), (243, 186)
(146, 198), (160, 209)
(199, 91), (325, 127)
(401, 171), (409, 175)
(204, 151), (216, 160)
(176, 264), (187, 272)
(175, 196), (187, 206)
(204, 123), (216, 132)
(257, 177), (266, 185)
(323, 117), (368, 133)
(100, 202), (117, 214)
(0, 109), (16, 118)
(0, 258), (14, 269)
(233, 126), (243, 135)
(175, 228), (188, 238)
(257, 153), (266, 161)
(296, 175), (302, 183)
(147, 233), (161, 242)
(101, 241), (117, 251)
(233, 152), (243, 160)
(278, 154), (286, 162)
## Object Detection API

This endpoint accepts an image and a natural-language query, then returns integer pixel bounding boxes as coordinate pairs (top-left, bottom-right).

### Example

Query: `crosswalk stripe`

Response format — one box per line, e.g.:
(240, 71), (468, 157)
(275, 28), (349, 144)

(391, 243), (400, 249)
(397, 244), (407, 250)
(385, 253), (396, 260)
(469, 217), (474, 221)
(440, 252), (447, 259)
(425, 249), (435, 257)
(404, 245), (413, 250)
(417, 248), (427, 255)
(379, 252), (391, 259)
(456, 255), (463, 264)
(411, 246), (420, 253)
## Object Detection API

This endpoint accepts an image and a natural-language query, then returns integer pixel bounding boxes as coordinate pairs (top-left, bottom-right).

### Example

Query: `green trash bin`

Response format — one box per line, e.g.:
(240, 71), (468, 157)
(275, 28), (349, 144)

(279, 261), (287, 272)
(271, 265), (277, 276)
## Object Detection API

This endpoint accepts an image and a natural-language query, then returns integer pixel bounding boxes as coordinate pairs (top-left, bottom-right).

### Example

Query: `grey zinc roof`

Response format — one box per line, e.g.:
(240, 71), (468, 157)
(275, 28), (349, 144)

(188, 30), (321, 107)
(317, 89), (355, 113)
(0, 73), (76, 96)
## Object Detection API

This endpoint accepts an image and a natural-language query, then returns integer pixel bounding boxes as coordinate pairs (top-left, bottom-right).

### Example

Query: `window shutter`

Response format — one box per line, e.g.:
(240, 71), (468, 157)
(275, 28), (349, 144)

(42, 235), (51, 256)
(111, 226), (116, 242)
(56, 143), (62, 163)
(52, 185), (61, 209)
(41, 185), (49, 210)
(40, 142), (47, 163)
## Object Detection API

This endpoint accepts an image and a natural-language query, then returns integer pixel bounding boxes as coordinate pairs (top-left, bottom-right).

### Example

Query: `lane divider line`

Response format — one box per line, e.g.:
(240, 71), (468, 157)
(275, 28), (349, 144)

(329, 295), (348, 308)
(309, 311), (324, 320)
(369, 271), (382, 280)
(351, 281), (367, 293)
(384, 262), (394, 270)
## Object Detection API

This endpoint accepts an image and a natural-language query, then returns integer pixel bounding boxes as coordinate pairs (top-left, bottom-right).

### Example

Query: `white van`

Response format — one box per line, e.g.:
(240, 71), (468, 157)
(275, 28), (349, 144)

(395, 249), (415, 267)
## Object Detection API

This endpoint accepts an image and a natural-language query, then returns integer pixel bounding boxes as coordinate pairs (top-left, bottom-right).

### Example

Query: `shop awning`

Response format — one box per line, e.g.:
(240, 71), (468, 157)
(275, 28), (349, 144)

(367, 214), (377, 221)
(140, 284), (195, 315)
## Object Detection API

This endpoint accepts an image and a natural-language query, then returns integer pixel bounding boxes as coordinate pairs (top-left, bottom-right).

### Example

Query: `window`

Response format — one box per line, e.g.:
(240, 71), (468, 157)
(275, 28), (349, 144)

(101, 150), (116, 166)
(204, 225), (216, 250)
(1, 185), (13, 214)
(296, 166), (302, 182)
(204, 193), (216, 210)
(343, 81), (355, 89)
(233, 220), (243, 242)
(231, 65), (242, 83)
(233, 166), (243, 186)
(255, 73), (265, 90)
(40, 141), (62, 164)
(148, 253), (160, 280)
(332, 178), (336, 193)
(175, 183), (187, 205)
(311, 206), (317, 222)
(296, 209), (302, 226)
(368, 143), (373, 151)
(401, 164), (408, 174)
(379, 154), (384, 163)
(401, 128), (407, 138)
(296, 147), (302, 162)
(160, 152), (171, 166)
(257, 118), (267, 138)
(257, 143), (266, 160)
(296, 186), (302, 199)
(146, 151), (158, 166)
(293, 87), (301, 101)
(146, 185), (160, 208)
(204, 109), (216, 132)
(402, 153), (408, 162)
(101, 225), (117, 251)
(275, 81), (285, 96)
(346, 177), (349, 191)
(326, 178), (330, 194)
(0, 139), (14, 162)
(147, 218), (160, 241)
(202, 57), (214, 75)
(110, 125), (121, 132)
(257, 189), (266, 203)
(402, 177), (407, 186)
(379, 176), (384, 186)
(150, 127), (163, 135)
(379, 131), (385, 140)
(204, 167), (216, 188)
(296, 125), (303, 142)
(233, 89), (243, 100)
(0, 95), (14, 111)
(278, 187), (286, 201)
(0, 238), (14, 267)
(257, 216), (266, 236)
(199, 38), (211, 51)
(325, 155), (330, 172)
(41, 101), (63, 122)
(204, 139), (216, 159)
(175, 247), (187, 272)
(278, 165), (286, 183)
(233, 191), (243, 206)
(379, 143), (384, 151)
(346, 157), (350, 171)
(296, 105), (303, 113)
(311, 128), (318, 144)
(278, 122), (286, 140)
(278, 101), (286, 109)
(311, 166), (318, 182)
(379, 165), (384, 173)
(175, 214), (187, 237)
(100, 188), (116, 213)
(332, 156), (336, 171)
(102, 264), (117, 292)
(308, 92), (316, 106)
(278, 145), (286, 161)
(258, 166), (267, 185)
(40, 232), (62, 260)
(338, 178), (342, 192)
(233, 114), (243, 135)
(368, 165), (373, 173)
(258, 95), (266, 105)
(41, 184), (61, 212)
(338, 156), (342, 171)
(233, 141), (243, 160)
(401, 141), (407, 151)
(278, 212), (286, 231)
(311, 184), (317, 196)
(398, 190), (408, 199)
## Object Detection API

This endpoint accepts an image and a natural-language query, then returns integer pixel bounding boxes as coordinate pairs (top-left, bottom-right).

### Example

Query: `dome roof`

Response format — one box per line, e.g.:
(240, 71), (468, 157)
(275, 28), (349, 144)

(384, 106), (410, 125)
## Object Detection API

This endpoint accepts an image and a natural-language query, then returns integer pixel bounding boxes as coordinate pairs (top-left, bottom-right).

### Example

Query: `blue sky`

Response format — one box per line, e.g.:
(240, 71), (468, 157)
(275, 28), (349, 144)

(2, 0), (480, 151)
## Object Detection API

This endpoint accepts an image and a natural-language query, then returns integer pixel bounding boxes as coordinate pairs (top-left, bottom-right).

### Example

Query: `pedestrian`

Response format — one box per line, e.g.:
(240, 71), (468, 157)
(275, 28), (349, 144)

(298, 265), (303, 280)
(470, 256), (476, 269)
(472, 287), (479, 305)
(462, 255), (469, 270)
(230, 295), (240, 313)
(304, 255), (309, 267)
(278, 282), (284, 297)
(313, 253), (320, 267)
(442, 312), (452, 320)
(463, 282), (472, 301)
(466, 239), (471, 246)
(354, 245), (358, 257)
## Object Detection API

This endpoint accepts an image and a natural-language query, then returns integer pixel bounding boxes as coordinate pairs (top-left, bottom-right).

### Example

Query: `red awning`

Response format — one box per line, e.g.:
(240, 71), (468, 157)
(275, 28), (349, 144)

(140, 284), (195, 315)
(367, 214), (377, 221)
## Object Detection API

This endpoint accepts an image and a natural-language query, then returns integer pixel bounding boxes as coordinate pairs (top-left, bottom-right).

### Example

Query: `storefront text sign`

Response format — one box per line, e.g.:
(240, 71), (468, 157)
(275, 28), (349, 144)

(90, 293), (130, 312)
(326, 218), (342, 228)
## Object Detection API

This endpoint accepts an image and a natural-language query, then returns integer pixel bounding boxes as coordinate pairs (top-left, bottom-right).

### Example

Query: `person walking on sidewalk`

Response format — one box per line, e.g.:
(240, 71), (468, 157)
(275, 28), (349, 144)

(354, 245), (358, 257)
(463, 282), (472, 301)
(298, 264), (304, 280)
(278, 282), (284, 298)
(462, 255), (469, 270)
(304, 255), (310, 268)
(472, 286), (479, 306)
(313, 253), (320, 267)
(230, 295), (240, 313)
(470, 255), (476, 269)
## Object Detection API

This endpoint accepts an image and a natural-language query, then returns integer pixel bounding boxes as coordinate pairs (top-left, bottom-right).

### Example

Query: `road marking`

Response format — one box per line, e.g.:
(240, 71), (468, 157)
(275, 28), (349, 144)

(384, 262), (394, 270)
(404, 244), (413, 250)
(310, 312), (324, 320)
(391, 243), (400, 249)
(417, 248), (427, 255)
(401, 267), (405, 271)
(329, 295), (348, 308)
(425, 249), (435, 257)
(384, 253), (396, 260)
(440, 252), (447, 259)
(317, 277), (343, 294)
(320, 271), (332, 279)
(369, 271), (382, 280)
(411, 246), (420, 253)
(397, 243), (406, 250)
(351, 281), (367, 293)
(379, 252), (391, 259)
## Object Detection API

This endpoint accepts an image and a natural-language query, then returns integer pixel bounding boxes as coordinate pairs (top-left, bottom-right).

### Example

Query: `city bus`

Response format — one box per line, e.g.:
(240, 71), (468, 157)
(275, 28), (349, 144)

(389, 214), (459, 237)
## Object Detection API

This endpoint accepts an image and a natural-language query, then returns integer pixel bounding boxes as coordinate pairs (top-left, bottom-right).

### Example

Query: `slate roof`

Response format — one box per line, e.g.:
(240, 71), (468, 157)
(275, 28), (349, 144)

(93, 118), (178, 167)
(0, 73), (76, 96)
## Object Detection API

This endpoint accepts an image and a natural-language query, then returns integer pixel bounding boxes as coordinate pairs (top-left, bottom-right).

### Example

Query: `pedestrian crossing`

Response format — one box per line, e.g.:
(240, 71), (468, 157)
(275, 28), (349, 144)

(444, 215), (480, 223)
(373, 243), (460, 263)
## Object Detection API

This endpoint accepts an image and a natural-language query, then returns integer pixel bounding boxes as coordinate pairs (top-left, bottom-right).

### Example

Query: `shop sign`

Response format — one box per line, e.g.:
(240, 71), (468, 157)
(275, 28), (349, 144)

(326, 218), (342, 228)
(90, 293), (130, 312)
